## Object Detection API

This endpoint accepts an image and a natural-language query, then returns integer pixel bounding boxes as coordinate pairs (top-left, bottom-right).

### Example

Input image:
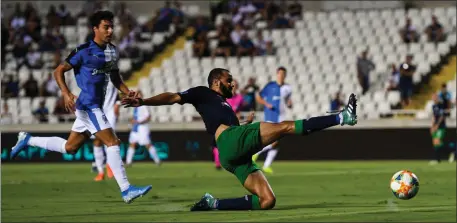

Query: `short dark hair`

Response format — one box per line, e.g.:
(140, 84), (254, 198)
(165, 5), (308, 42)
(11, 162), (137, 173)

(89, 10), (114, 28)
(277, 66), (287, 73)
(208, 68), (229, 87)
(442, 83), (447, 88)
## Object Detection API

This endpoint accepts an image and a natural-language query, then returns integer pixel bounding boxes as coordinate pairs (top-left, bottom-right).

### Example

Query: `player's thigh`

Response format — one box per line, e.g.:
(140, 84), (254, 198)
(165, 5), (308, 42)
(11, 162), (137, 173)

(66, 131), (91, 153)
(259, 121), (294, 147)
(94, 128), (120, 147)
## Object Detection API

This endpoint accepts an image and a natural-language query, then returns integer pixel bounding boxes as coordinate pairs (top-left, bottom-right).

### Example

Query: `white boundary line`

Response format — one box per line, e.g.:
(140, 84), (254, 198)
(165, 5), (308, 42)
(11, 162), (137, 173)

(233, 206), (456, 222)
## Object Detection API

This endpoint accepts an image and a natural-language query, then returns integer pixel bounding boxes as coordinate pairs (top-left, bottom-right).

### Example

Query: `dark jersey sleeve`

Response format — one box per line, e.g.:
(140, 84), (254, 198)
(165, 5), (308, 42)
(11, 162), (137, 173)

(177, 86), (205, 105)
(65, 47), (84, 68)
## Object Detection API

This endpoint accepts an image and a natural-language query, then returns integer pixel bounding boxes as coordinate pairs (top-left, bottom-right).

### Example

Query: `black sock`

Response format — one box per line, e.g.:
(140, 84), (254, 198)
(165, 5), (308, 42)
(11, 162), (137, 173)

(216, 195), (260, 210)
(434, 145), (442, 162)
(294, 114), (340, 135)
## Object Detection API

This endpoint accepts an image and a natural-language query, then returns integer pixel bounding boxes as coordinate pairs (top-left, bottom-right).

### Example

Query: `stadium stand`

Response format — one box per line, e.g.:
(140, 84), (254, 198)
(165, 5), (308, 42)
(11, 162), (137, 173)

(1, 1), (456, 125)
(139, 6), (456, 122)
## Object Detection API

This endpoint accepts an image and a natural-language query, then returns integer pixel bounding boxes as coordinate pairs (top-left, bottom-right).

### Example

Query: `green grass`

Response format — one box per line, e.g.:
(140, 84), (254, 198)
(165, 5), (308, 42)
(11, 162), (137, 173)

(2, 161), (456, 222)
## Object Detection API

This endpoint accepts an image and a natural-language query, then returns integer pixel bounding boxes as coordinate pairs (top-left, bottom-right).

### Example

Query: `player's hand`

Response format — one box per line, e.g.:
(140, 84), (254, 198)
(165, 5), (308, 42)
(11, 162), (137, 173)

(122, 97), (142, 108)
(246, 111), (255, 123)
(63, 92), (77, 112)
(128, 90), (139, 98)
(265, 103), (273, 110)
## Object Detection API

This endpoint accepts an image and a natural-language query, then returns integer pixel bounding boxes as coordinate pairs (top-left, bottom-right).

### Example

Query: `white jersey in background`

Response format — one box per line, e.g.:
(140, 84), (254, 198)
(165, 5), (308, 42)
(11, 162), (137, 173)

(128, 106), (151, 145)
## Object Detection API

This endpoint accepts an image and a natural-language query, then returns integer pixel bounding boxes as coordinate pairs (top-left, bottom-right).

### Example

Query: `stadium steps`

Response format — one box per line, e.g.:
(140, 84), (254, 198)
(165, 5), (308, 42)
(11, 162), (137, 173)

(406, 55), (457, 109)
(125, 28), (194, 88)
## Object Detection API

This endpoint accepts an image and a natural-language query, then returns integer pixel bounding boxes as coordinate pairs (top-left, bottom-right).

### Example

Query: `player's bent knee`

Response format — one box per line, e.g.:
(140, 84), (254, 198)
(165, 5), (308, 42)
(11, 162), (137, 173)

(105, 138), (121, 147)
(260, 196), (276, 210)
(64, 144), (79, 154)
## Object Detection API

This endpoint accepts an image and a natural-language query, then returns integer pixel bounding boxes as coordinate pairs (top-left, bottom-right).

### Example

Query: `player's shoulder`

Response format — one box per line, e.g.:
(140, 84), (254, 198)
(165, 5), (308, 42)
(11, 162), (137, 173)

(73, 41), (91, 53)
(264, 81), (276, 88)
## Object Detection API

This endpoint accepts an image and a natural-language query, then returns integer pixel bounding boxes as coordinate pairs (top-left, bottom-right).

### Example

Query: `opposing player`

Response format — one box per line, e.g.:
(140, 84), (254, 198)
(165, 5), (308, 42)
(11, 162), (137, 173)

(429, 93), (449, 165)
(211, 79), (248, 170)
(10, 11), (152, 203)
(252, 67), (292, 174)
(126, 91), (161, 167)
(92, 77), (119, 181)
(122, 68), (358, 211)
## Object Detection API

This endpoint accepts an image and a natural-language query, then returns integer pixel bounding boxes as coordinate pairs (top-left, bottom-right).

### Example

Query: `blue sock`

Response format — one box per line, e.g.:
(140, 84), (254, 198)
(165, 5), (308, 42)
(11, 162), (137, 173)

(216, 195), (261, 210)
(294, 114), (340, 135)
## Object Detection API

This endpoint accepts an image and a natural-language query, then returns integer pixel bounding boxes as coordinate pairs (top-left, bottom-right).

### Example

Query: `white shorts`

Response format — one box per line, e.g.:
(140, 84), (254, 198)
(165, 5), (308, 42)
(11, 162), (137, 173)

(72, 108), (112, 136)
(128, 130), (151, 146)
(265, 115), (284, 124)
(89, 110), (116, 140)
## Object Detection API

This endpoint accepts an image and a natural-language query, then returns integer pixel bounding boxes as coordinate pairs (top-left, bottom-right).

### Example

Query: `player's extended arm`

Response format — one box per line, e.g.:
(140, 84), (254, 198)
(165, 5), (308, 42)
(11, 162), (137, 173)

(122, 92), (182, 107)
(54, 61), (77, 111)
(110, 70), (131, 95)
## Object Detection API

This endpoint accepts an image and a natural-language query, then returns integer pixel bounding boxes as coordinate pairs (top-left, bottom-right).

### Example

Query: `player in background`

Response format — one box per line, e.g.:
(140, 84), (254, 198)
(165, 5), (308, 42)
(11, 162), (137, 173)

(10, 11), (151, 203)
(438, 83), (452, 113)
(251, 67), (292, 174)
(126, 90), (161, 167)
(211, 79), (246, 170)
(92, 78), (119, 181)
(122, 68), (358, 211)
(429, 93), (449, 165)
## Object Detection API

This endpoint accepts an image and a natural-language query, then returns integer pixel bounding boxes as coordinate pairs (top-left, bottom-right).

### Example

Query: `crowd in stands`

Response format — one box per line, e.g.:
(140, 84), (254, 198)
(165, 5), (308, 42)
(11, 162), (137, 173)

(1, 1), (186, 124)
(192, 0), (300, 59)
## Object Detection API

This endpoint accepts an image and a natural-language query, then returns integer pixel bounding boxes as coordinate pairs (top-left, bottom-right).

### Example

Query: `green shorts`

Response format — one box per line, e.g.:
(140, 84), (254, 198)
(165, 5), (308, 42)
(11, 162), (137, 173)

(432, 128), (446, 140)
(216, 122), (262, 185)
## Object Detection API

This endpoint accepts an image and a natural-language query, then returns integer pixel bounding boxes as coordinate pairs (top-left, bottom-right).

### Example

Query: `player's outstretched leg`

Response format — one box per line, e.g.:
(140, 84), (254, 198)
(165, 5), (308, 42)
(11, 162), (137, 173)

(259, 93), (357, 147)
(262, 141), (279, 174)
(11, 131), (90, 159)
(95, 129), (152, 203)
(126, 143), (136, 167)
(147, 143), (161, 166)
(190, 171), (274, 211)
(93, 138), (106, 181)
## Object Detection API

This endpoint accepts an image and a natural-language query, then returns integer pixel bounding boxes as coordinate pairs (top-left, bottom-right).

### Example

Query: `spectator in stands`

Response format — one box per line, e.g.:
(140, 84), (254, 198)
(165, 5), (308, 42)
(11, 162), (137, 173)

(118, 24), (139, 58)
(253, 29), (273, 56)
(153, 1), (174, 32)
(356, 50), (375, 95)
(288, 0), (303, 21)
(77, 0), (96, 18)
(25, 10), (42, 42)
(54, 96), (71, 123)
(57, 4), (74, 26)
(12, 33), (29, 60)
(424, 15), (445, 43)
(10, 3), (26, 31)
(2, 75), (19, 98)
(270, 11), (293, 29)
(33, 100), (49, 123)
(1, 21), (8, 67)
(386, 63), (400, 91)
(212, 34), (234, 58)
(265, 1), (280, 21)
(193, 16), (210, 40)
(46, 5), (61, 29)
(1, 101), (13, 125)
(330, 88), (344, 112)
(24, 3), (36, 21)
(115, 2), (137, 28)
(230, 23), (246, 45)
(241, 77), (260, 111)
(438, 83), (452, 111)
(399, 17), (419, 43)
(40, 73), (59, 97)
(39, 28), (67, 52)
(236, 33), (256, 57)
(193, 32), (210, 58)
(22, 44), (43, 69)
(22, 73), (39, 98)
(172, 1), (185, 23)
(399, 54), (416, 107)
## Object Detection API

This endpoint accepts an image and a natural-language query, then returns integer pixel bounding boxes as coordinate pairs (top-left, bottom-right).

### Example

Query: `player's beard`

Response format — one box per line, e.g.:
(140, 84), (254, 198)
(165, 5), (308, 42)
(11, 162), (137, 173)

(220, 84), (233, 98)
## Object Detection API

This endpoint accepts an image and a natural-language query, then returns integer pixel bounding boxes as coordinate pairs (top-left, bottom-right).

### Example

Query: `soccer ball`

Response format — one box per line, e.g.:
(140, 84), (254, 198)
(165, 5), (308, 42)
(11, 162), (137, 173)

(390, 170), (420, 200)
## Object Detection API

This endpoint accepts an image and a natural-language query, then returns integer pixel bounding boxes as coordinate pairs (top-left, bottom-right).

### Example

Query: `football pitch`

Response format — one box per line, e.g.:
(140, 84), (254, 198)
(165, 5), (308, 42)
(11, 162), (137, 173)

(2, 161), (456, 222)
